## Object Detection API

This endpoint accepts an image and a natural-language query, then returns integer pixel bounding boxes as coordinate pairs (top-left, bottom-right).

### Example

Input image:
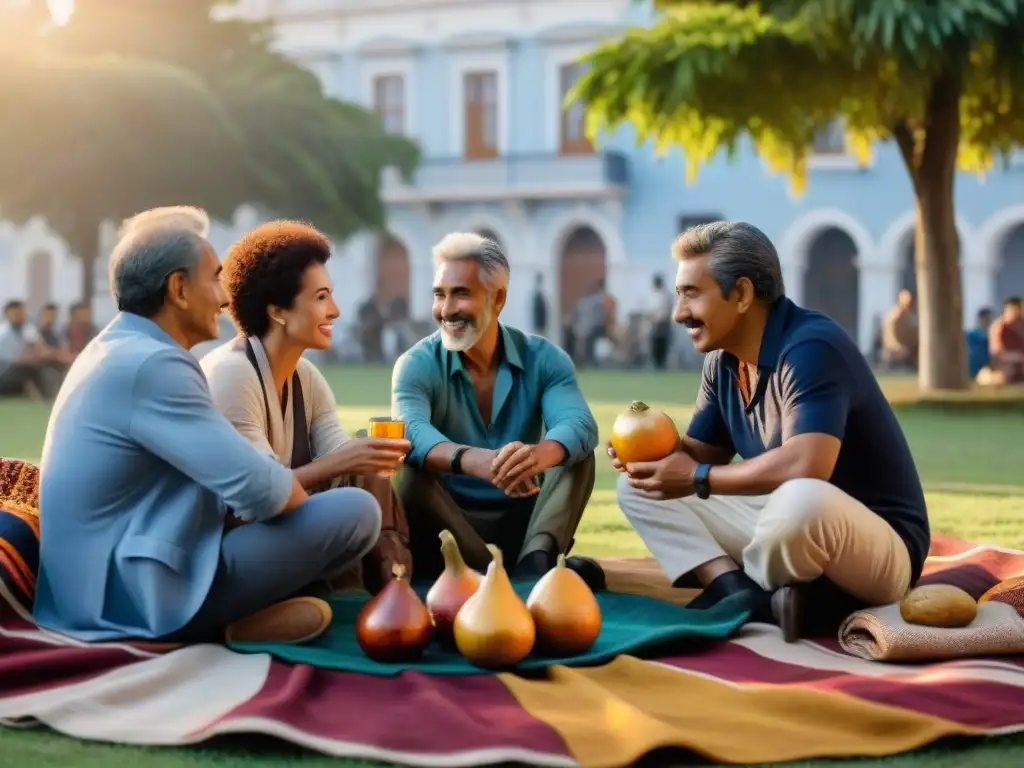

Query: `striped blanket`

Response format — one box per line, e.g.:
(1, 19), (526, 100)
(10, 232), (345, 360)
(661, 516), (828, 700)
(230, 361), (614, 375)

(3, 457), (1024, 766)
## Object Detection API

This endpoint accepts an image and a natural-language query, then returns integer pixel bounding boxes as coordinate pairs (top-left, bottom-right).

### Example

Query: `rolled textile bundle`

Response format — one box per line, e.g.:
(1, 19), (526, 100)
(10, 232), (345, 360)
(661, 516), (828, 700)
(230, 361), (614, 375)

(838, 599), (1024, 662)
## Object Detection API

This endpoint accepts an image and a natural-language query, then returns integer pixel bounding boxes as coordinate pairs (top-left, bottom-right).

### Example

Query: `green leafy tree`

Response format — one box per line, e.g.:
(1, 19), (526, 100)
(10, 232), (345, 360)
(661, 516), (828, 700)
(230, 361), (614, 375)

(0, 0), (418, 302)
(572, 0), (1024, 391)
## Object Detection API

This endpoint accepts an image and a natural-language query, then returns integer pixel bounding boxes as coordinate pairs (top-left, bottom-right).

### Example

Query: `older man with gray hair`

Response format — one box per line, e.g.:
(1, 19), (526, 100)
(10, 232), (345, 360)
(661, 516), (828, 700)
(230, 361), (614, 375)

(391, 232), (603, 587)
(34, 206), (382, 646)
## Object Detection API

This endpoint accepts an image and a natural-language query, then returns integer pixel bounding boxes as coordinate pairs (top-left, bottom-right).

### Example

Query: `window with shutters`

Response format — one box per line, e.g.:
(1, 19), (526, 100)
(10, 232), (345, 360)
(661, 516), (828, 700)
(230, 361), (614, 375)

(463, 71), (498, 160)
(559, 62), (593, 155)
(373, 74), (405, 135)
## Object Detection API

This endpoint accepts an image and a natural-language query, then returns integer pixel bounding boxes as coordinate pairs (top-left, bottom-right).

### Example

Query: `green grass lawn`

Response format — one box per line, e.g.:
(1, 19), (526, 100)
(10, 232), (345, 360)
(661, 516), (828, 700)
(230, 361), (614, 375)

(2, 365), (1024, 768)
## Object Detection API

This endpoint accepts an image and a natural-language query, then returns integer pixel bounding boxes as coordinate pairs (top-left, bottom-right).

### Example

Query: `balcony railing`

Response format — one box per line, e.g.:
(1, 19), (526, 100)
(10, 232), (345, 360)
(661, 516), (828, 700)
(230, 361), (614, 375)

(381, 151), (629, 204)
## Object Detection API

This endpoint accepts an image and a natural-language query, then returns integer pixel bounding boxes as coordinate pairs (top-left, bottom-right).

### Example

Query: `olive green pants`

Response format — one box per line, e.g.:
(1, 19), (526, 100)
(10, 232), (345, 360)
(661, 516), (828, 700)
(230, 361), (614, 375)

(394, 453), (596, 581)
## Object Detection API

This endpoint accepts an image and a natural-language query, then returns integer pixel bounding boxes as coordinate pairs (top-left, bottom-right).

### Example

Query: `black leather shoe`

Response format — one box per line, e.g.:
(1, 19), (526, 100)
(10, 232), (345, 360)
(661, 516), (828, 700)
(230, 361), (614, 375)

(565, 556), (606, 593)
(686, 570), (772, 621)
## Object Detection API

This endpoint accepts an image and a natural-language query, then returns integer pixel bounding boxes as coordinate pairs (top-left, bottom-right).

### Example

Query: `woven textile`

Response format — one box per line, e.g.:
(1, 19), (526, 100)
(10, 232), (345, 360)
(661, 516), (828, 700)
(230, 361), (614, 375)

(0, 459), (40, 604)
(3, 457), (1024, 766)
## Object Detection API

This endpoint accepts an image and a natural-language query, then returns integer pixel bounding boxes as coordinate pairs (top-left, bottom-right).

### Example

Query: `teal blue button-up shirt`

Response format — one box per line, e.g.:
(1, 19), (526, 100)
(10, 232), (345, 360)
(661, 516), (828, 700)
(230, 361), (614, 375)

(391, 324), (599, 503)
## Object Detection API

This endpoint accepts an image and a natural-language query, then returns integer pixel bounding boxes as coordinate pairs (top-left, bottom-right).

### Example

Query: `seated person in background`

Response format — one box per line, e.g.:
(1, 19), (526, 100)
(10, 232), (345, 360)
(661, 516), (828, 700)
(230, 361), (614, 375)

(989, 297), (1024, 384)
(392, 233), (602, 586)
(967, 307), (992, 380)
(35, 302), (74, 388)
(612, 222), (930, 642)
(65, 300), (97, 356)
(880, 289), (918, 371)
(36, 303), (63, 352)
(34, 207), (382, 645)
(201, 221), (412, 593)
(0, 300), (48, 400)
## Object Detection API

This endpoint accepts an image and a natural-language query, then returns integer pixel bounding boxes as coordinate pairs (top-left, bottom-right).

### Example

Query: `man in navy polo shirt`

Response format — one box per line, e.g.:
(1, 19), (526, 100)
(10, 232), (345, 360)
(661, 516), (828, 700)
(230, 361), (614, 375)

(611, 221), (930, 641)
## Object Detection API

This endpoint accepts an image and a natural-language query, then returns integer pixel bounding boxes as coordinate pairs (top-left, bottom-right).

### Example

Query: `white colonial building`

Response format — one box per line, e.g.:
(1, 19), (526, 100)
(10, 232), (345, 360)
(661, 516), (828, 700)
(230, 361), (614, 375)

(2, 0), (1023, 359)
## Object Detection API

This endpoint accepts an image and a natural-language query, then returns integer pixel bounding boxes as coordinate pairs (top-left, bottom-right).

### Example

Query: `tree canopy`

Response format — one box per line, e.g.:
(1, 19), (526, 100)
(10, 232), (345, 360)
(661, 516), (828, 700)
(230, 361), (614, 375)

(572, 0), (1024, 390)
(0, 0), (419, 300)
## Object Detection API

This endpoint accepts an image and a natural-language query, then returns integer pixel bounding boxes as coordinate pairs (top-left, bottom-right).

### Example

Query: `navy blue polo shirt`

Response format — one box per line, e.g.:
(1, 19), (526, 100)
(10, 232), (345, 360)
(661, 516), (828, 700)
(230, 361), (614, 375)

(688, 297), (930, 584)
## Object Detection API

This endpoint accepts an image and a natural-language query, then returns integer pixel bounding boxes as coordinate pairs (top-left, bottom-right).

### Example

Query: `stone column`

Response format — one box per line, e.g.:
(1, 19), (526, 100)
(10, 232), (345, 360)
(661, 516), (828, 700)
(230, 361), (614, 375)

(855, 258), (900, 355)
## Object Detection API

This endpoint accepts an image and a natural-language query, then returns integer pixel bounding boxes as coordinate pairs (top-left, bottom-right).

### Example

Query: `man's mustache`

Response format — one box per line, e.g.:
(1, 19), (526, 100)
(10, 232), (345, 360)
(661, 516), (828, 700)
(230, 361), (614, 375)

(682, 319), (704, 329)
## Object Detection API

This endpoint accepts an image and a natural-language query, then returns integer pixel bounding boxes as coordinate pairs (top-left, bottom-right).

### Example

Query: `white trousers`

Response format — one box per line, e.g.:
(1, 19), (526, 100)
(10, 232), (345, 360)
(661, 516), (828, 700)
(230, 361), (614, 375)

(617, 475), (912, 606)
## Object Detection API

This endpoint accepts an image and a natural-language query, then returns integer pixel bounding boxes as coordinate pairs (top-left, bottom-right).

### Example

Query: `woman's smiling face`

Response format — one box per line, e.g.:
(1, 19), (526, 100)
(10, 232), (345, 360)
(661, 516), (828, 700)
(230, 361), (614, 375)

(273, 261), (339, 351)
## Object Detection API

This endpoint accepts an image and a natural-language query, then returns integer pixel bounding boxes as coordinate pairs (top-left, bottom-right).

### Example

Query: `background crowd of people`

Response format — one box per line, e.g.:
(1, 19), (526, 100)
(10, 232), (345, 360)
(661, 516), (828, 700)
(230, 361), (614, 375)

(4, 278), (1023, 403)
(875, 291), (1024, 385)
(0, 299), (96, 399)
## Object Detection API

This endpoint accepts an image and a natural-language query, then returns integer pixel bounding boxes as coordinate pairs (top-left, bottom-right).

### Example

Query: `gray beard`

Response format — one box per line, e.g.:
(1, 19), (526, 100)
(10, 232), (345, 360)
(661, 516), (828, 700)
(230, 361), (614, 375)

(439, 304), (492, 352)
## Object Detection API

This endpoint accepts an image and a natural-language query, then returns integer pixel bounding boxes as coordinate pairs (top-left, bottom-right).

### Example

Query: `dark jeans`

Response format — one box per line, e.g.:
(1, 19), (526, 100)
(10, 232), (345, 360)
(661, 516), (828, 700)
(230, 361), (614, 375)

(395, 453), (596, 582)
(166, 486), (381, 642)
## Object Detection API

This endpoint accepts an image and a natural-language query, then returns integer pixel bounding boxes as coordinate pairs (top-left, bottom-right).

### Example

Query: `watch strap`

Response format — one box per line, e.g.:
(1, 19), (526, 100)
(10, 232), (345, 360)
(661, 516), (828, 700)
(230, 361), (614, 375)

(693, 463), (712, 499)
(450, 446), (468, 475)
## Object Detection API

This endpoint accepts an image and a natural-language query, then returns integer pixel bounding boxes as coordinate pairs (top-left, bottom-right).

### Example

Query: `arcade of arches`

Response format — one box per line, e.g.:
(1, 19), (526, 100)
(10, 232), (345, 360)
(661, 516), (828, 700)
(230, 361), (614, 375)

(801, 221), (1024, 349)
(898, 228), (1024, 313)
(802, 227), (860, 342)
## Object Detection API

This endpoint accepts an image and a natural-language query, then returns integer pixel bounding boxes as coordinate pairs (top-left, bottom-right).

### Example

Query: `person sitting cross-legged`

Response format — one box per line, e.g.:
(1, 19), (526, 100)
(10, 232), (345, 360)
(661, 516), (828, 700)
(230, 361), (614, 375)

(201, 221), (413, 594)
(33, 207), (382, 645)
(392, 233), (603, 587)
(611, 221), (931, 641)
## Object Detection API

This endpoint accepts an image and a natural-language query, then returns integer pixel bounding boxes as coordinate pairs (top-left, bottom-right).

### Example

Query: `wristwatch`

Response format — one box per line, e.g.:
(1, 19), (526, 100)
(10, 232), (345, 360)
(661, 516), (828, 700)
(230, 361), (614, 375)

(693, 463), (712, 500)
(450, 446), (468, 475)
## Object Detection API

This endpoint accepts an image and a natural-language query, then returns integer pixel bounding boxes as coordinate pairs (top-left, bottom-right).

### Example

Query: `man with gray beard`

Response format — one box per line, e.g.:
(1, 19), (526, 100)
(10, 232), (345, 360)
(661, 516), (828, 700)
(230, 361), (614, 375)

(391, 233), (603, 588)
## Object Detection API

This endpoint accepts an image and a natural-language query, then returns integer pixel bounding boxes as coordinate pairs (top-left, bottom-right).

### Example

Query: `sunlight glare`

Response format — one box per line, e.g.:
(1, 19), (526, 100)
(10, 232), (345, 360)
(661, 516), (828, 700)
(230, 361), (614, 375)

(48, 0), (73, 26)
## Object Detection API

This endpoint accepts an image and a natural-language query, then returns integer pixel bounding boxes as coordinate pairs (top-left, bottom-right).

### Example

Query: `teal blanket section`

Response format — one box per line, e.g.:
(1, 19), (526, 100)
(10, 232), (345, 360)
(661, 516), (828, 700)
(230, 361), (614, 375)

(229, 581), (751, 676)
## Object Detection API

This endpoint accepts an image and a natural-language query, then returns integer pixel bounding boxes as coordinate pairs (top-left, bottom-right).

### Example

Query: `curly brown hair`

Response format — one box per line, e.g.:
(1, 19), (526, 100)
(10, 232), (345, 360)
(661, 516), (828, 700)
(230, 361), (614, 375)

(222, 220), (333, 338)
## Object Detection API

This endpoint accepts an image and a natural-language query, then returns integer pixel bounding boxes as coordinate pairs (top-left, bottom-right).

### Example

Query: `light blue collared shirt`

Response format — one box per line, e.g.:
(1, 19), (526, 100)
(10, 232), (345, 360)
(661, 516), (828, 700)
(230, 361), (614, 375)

(391, 324), (599, 504)
(33, 312), (294, 641)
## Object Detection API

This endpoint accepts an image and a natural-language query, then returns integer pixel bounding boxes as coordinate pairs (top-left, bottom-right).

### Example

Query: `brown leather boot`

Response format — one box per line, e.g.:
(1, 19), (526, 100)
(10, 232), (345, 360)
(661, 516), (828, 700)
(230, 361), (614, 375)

(225, 596), (333, 645)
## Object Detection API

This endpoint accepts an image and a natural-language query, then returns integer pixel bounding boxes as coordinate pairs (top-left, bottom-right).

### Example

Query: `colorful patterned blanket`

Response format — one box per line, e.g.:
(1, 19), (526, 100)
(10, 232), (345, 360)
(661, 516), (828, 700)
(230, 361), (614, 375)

(3, 457), (1024, 767)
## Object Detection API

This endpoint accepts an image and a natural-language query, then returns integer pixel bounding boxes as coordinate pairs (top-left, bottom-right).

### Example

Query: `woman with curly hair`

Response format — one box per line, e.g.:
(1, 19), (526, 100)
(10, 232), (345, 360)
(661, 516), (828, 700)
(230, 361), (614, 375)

(201, 221), (412, 593)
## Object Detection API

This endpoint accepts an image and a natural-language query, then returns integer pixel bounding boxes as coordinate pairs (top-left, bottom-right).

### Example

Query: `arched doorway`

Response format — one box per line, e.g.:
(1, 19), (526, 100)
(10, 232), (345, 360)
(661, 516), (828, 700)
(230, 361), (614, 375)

(995, 223), (1024, 305)
(803, 227), (860, 342)
(26, 250), (53, 316)
(559, 226), (607, 321)
(559, 226), (608, 362)
(374, 233), (411, 320)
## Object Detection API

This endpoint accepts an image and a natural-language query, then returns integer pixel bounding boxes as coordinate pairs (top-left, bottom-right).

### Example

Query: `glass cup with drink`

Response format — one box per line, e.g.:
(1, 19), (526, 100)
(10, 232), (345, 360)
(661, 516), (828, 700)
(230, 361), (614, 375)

(368, 416), (406, 477)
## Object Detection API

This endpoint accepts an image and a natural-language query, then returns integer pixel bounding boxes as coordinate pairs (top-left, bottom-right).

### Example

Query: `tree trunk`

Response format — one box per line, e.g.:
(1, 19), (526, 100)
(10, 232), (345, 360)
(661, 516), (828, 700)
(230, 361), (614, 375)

(913, 190), (966, 390)
(910, 71), (968, 391)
